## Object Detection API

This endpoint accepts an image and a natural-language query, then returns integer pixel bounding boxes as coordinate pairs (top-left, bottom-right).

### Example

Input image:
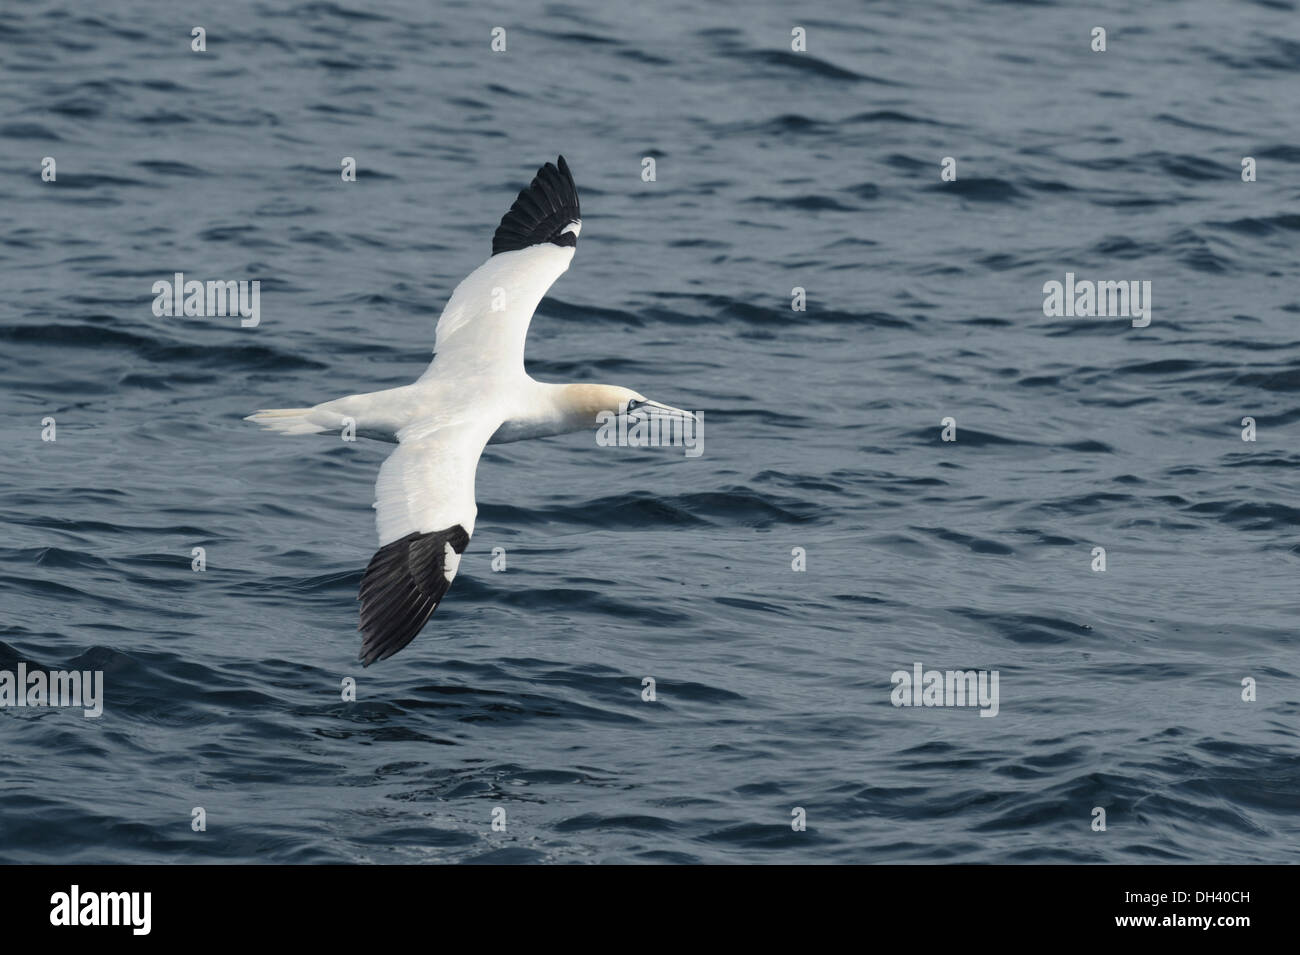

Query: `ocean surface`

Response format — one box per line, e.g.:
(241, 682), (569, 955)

(1, 0), (1298, 864)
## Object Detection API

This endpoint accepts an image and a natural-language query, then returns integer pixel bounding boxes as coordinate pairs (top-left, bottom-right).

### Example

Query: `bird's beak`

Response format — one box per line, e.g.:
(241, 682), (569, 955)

(635, 400), (697, 422)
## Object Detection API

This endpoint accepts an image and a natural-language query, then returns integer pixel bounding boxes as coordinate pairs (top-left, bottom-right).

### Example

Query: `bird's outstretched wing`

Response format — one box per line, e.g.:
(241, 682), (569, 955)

(358, 421), (495, 666)
(421, 156), (581, 379)
(359, 158), (583, 664)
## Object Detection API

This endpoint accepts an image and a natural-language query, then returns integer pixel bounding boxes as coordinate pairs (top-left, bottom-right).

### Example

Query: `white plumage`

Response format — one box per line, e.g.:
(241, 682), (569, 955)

(246, 158), (693, 665)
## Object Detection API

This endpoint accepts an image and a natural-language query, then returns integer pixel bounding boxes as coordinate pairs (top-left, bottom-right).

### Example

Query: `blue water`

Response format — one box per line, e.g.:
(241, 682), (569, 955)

(2, 0), (1298, 863)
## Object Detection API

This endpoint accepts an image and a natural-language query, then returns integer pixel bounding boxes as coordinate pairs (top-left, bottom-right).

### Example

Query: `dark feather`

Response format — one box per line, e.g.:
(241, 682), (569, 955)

(357, 526), (470, 666)
(491, 156), (581, 255)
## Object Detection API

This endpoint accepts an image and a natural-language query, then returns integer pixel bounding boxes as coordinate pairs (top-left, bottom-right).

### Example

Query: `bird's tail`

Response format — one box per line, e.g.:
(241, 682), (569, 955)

(244, 407), (329, 435)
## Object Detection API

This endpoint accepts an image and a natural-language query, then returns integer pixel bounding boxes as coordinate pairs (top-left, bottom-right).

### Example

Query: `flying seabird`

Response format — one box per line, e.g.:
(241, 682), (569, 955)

(246, 157), (695, 665)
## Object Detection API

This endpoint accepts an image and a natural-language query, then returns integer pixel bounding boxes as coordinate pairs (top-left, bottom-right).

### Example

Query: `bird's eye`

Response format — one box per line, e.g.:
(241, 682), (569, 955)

(626, 399), (639, 412)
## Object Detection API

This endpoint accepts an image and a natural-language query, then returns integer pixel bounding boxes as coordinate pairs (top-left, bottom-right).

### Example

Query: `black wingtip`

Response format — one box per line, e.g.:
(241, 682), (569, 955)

(357, 526), (470, 666)
(491, 156), (581, 256)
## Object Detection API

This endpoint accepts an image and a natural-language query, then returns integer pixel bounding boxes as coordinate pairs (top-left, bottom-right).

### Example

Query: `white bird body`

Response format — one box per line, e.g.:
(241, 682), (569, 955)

(246, 158), (693, 665)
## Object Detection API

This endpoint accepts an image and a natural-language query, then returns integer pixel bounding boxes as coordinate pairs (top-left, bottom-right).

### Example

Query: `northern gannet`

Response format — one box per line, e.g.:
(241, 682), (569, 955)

(246, 157), (694, 665)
